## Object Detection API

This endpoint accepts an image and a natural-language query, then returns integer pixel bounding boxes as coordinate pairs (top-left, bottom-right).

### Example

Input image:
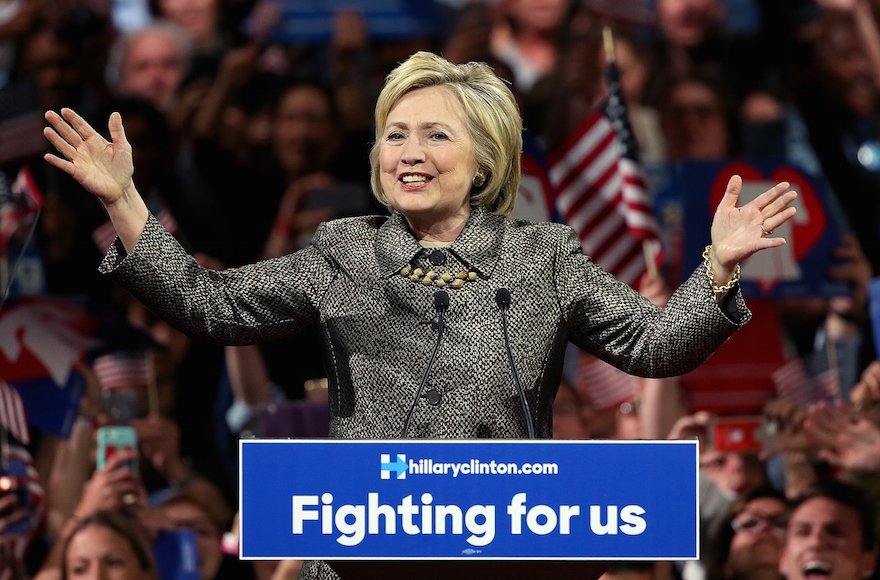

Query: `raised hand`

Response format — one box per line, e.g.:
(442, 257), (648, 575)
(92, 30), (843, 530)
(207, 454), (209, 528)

(44, 108), (134, 206)
(709, 175), (798, 282)
(805, 400), (880, 472)
(43, 108), (149, 252)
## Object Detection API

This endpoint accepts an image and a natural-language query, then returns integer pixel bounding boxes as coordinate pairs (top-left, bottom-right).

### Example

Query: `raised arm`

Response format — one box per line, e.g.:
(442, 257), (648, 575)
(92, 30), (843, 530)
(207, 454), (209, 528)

(43, 108), (148, 253)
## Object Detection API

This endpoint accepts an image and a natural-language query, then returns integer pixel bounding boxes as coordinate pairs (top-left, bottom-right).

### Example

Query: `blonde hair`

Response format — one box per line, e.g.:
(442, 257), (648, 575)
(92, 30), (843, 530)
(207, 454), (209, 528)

(370, 51), (523, 217)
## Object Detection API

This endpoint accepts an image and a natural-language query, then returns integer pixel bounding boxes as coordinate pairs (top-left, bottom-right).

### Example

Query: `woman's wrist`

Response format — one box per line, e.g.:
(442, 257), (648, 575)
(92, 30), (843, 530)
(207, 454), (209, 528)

(702, 245), (740, 304)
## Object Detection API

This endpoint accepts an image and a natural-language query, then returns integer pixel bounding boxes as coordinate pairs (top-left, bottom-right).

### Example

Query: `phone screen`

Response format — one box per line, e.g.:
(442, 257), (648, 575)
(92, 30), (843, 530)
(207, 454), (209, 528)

(96, 426), (139, 472)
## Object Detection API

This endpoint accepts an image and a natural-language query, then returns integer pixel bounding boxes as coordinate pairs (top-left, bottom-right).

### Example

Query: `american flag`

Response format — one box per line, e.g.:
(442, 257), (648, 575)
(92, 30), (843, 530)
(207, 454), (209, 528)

(548, 60), (662, 286)
(0, 379), (29, 444)
(0, 167), (42, 257)
(771, 358), (839, 407)
(93, 350), (153, 390)
(575, 355), (639, 411)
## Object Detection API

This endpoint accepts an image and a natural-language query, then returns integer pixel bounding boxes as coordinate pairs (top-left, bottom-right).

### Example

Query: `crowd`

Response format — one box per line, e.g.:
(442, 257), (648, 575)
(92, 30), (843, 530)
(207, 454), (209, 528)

(2, 0), (880, 579)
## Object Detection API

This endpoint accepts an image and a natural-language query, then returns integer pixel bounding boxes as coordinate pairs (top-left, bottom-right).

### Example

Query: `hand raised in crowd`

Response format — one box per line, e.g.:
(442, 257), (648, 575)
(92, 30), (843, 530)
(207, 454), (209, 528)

(805, 400), (880, 472)
(443, 3), (493, 64)
(130, 413), (190, 485)
(263, 173), (338, 258)
(761, 398), (811, 457)
(826, 234), (873, 322)
(331, 10), (369, 55)
(0, 494), (29, 542)
(666, 410), (713, 441)
(709, 176), (797, 283)
(73, 449), (145, 520)
(637, 269), (671, 307)
(851, 360), (880, 411)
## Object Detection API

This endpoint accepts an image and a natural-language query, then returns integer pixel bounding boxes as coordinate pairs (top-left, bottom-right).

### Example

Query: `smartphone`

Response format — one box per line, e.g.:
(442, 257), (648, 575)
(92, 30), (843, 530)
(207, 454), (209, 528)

(0, 458), (32, 535)
(102, 389), (142, 425)
(709, 416), (777, 453)
(96, 425), (138, 472)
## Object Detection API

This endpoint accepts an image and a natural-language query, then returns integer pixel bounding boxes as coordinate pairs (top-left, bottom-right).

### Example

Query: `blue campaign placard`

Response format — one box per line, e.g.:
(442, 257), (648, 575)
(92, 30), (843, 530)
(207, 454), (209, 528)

(869, 277), (880, 358)
(239, 439), (698, 560)
(262, 0), (438, 44)
(672, 160), (848, 298)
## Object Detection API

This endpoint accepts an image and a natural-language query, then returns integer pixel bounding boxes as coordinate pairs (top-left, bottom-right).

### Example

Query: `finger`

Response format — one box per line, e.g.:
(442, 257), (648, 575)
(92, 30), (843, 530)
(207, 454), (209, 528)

(0, 508), (29, 533)
(754, 181), (792, 210)
(45, 110), (85, 147)
(61, 107), (102, 142)
(761, 206), (797, 236)
(717, 175), (742, 210)
(0, 494), (18, 512)
(107, 112), (130, 148)
(761, 189), (798, 220)
(43, 152), (76, 175)
(43, 126), (78, 160)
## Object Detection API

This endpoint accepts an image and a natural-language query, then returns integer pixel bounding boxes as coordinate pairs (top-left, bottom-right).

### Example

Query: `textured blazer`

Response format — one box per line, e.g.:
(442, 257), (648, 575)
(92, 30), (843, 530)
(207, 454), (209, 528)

(100, 206), (750, 440)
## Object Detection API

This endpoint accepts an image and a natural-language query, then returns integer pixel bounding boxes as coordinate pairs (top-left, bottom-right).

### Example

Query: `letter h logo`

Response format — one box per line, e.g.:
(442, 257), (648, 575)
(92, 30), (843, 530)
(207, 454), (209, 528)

(380, 454), (407, 479)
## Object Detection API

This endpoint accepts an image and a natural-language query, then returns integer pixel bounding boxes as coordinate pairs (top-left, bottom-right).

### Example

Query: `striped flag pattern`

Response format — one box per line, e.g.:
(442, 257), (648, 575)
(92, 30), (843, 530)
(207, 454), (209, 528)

(0, 379), (29, 444)
(576, 355), (639, 411)
(0, 167), (42, 256)
(548, 62), (662, 287)
(93, 350), (152, 390)
(771, 358), (838, 406)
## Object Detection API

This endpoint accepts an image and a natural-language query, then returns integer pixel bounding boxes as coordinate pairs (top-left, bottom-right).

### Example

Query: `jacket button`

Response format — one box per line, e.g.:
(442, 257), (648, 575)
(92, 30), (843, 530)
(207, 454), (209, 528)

(424, 389), (441, 405)
(429, 249), (446, 266)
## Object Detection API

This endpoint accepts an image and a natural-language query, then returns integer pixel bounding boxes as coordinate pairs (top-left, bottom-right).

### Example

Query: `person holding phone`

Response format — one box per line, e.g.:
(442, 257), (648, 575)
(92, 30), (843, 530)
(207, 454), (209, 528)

(45, 51), (797, 579)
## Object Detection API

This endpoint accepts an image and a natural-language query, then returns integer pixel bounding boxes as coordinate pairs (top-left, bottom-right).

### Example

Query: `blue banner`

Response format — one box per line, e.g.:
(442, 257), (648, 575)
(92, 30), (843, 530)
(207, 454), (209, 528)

(258, 0), (438, 44)
(239, 440), (698, 560)
(661, 160), (848, 298)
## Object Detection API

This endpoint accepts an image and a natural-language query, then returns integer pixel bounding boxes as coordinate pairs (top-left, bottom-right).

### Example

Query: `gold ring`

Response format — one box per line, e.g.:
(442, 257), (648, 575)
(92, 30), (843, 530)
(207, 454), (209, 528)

(761, 223), (773, 236)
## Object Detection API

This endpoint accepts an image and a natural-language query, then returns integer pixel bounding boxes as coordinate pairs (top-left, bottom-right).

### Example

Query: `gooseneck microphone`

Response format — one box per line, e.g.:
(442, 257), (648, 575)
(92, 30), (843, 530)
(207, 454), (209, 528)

(496, 288), (536, 439)
(400, 290), (449, 438)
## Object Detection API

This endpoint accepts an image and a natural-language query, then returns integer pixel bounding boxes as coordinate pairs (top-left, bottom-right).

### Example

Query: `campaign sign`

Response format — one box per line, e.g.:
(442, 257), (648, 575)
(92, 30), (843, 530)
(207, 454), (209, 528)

(240, 439), (698, 560)
(265, 0), (437, 44)
(869, 277), (880, 359)
(675, 160), (847, 298)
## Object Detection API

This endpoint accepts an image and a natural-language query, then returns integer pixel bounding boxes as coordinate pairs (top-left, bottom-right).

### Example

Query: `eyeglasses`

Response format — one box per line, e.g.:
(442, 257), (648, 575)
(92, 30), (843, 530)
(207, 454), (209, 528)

(731, 512), (788, 536)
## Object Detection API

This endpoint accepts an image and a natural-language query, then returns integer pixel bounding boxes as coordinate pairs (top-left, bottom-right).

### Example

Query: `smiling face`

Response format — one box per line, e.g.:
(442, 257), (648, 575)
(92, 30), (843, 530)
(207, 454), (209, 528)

(378, 86), (478, 237)
(779, 498), (877, 580)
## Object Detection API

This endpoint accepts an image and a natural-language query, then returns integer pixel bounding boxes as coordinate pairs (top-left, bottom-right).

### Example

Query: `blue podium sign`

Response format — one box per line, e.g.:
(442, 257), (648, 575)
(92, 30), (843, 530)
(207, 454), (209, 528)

(239, 440), (698, 560)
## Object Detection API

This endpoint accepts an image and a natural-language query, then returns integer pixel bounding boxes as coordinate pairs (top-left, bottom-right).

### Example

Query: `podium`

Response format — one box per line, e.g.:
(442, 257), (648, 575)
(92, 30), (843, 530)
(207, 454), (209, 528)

(327, 559), (610, 579)
(239, 440), (698, 567)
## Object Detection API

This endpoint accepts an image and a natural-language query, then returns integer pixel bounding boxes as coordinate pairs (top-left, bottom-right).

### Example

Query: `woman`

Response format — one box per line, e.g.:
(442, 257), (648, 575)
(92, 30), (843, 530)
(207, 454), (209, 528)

(60, 511), (158, 580)
(43, 49), (794, 435)
(45, 50), (795, 574)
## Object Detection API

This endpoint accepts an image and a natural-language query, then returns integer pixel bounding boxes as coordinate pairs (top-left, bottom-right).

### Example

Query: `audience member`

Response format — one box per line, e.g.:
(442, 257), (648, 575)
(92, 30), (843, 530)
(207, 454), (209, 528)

(706, 487), (790, 580)
(779, 481), (878, 580)
(106, 20), (192, 114)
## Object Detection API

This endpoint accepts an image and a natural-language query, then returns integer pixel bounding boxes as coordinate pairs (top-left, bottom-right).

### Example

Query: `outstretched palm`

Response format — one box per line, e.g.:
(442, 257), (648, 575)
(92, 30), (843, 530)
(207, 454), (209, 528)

(710, 175), (798, 267)
(44, 108), (134, 206)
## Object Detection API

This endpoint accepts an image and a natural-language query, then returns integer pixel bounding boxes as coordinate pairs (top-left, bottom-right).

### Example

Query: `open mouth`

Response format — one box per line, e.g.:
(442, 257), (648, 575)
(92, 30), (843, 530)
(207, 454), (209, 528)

(400, 174), (430, 185)
(803, 560), (832, 579)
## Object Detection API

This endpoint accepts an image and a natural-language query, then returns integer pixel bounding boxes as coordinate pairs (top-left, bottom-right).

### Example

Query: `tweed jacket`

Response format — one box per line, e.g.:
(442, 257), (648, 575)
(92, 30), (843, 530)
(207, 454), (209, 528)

(101, 206), (750, 441)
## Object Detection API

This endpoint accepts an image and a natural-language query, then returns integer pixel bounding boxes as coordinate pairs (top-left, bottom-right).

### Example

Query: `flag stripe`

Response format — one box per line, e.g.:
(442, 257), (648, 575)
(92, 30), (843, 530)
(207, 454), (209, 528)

(548, 63), (662, 287)
(0, 379), (30, 444)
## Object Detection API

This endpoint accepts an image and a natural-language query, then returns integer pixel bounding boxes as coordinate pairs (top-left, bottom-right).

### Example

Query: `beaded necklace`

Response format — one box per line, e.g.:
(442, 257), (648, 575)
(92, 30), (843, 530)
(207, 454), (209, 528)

(399, 248), (478, 289)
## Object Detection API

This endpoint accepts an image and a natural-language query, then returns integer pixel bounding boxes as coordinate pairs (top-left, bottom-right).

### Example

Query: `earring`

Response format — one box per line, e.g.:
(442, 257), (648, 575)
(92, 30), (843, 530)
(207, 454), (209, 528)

(473, 171), (486, 188)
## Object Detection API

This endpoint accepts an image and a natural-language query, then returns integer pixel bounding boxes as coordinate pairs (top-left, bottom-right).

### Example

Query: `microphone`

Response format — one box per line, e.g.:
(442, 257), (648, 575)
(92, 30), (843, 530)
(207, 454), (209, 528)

(495, 288), (535, 439)
(400, 290), (449, 438)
